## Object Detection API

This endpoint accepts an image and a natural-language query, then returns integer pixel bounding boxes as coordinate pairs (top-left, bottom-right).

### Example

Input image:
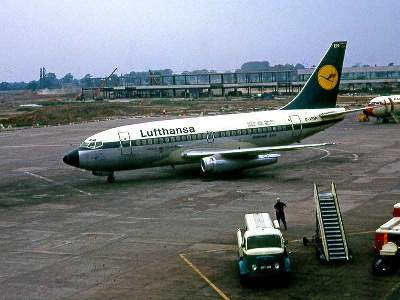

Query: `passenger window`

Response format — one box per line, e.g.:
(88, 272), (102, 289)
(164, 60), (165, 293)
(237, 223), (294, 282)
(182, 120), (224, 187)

(187, 135), (192, 141)
(135, 140), (140, 146)
(154, 138), (159, 144)
(241, 129), (247, 135)
(226, 131), (231, 137)
(257, 128), (263, 133)
(140, 139), (146, 145)
(148, 139), (153, 145)
(191, 134), (197, 140)
(202, 133), (207, 139)
(176, 136), (181, 142)
(165, 137), (170, 143)
(182, 135), (187, 141)
(197, 133), (202, 139)
(170, 136), (175, 142)
(262, 127), (267, 133)
(221, 131), (226, 137)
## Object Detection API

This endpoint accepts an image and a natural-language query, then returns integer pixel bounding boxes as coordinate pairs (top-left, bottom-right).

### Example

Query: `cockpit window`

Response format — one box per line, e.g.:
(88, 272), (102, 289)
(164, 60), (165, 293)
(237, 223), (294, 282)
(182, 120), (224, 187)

(80, 139), (103, 149)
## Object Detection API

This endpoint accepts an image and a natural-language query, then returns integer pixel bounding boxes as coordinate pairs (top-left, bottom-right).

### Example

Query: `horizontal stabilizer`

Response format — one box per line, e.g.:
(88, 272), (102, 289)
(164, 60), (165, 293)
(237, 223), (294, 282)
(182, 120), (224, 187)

(319, 107), (366, 119)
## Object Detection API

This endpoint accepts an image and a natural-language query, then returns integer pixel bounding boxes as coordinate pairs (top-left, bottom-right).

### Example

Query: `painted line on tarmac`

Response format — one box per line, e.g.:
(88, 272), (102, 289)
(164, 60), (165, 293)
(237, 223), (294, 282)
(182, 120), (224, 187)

(179, 253), (230, 300)
(24, 171), (92, 196)
(300, 147), (331, 165)
(331, 148), (359, 161)
(314, 147), (331, 160)
(12, 250), (73, 256)
(348, 230), (375, 236)
(289, 230), (375, 245)
(0, 144), (64, 149)
(290, 239), (303, 243)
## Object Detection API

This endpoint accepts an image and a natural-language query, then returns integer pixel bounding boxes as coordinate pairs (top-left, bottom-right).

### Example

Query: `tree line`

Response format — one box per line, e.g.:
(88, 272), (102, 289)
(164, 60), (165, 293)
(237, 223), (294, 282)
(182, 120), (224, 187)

(1, 61), (395, 91)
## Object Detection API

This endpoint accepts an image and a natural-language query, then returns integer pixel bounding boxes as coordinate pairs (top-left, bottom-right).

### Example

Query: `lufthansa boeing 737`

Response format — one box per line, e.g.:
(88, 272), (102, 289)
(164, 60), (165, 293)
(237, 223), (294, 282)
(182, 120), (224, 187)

(63, 41), (359, 183)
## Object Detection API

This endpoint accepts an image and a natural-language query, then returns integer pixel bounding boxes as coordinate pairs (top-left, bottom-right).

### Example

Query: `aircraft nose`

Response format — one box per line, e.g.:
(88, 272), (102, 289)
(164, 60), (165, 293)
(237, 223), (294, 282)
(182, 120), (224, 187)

(63, 149), (80, 168)
(363, 107), (373, 116)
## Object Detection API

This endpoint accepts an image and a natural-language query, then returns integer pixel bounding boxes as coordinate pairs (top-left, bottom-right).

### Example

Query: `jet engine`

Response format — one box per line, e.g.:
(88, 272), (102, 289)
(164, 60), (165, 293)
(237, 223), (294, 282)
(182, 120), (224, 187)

(200, 154), (280, 174)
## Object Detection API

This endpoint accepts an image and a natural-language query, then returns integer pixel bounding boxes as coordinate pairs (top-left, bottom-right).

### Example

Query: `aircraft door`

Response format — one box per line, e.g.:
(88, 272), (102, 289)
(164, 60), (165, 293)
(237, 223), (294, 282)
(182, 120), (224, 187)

(118, 132), (132, 155)
(206, 131), (215, 143)
(289, 115), (302, 141)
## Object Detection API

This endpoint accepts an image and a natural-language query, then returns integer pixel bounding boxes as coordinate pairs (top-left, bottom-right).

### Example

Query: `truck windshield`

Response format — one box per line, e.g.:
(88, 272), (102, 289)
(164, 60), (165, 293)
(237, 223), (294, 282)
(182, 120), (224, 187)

(247, 235), (281, 249)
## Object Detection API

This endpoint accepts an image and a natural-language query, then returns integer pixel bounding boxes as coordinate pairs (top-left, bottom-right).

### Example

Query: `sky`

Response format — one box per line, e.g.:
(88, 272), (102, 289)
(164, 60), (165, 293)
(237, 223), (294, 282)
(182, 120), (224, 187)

(0, 0), (399, 82)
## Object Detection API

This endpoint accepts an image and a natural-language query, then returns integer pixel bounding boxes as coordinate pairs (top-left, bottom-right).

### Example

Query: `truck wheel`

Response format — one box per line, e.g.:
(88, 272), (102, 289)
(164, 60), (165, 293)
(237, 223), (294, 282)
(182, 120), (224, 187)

(372, 257), (393, 275)
(239, 275), (249, 287)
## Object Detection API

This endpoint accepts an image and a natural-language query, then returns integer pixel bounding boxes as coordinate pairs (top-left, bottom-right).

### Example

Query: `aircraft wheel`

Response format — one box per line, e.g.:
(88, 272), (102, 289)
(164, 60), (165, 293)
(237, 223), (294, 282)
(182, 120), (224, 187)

(107, 174), (115, 183)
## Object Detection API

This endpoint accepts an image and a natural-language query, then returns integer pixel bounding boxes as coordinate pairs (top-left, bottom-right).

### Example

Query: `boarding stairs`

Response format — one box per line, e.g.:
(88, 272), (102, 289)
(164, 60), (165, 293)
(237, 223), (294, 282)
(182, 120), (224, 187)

(304, 182), (352, 262)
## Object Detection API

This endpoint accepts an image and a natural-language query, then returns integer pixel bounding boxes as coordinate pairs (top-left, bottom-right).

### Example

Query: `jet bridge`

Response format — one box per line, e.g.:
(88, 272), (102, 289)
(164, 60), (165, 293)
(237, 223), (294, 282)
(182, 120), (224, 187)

(303, 182), (352, 262)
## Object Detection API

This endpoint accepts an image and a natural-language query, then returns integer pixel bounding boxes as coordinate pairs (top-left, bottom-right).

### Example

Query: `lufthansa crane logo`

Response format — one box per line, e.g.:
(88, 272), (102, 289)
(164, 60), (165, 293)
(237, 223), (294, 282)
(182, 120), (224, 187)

(317, 65), (338, 90)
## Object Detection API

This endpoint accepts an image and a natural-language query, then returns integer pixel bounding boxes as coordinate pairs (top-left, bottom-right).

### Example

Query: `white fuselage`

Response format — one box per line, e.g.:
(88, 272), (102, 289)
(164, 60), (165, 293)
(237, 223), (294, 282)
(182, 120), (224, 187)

(77, 108), (345, 172)
(364, 95), (400, 118)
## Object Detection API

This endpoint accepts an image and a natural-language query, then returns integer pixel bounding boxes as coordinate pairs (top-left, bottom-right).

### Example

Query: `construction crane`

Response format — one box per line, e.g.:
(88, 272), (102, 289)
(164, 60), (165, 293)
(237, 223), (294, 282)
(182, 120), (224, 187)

(94, 67), (118, 100)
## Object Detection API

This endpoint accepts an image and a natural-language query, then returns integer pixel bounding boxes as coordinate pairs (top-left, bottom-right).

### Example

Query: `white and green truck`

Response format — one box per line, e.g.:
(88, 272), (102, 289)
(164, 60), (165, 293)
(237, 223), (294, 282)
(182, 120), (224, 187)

(237, 213), (292, 284)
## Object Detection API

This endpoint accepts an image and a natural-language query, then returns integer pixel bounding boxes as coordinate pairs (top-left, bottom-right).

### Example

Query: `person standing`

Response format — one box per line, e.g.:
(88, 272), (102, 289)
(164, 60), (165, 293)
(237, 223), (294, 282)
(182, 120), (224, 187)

(274, 197), (287, 230)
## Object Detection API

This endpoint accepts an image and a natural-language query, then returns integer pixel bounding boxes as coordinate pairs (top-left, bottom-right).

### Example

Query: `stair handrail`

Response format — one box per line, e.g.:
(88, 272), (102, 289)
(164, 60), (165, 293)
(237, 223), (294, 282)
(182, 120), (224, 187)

(331, 181), (350, 260)
(314, 183), (330, 261)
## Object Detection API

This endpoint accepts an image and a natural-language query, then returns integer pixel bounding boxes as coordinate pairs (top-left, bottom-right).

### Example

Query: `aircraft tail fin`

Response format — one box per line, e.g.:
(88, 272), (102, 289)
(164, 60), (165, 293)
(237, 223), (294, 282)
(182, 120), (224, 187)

(281, 41), (346, 110)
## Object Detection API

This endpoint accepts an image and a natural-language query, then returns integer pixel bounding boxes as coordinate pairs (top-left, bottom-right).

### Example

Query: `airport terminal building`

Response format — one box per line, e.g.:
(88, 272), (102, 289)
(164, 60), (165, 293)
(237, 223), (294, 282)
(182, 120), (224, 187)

(83, 65), (400, 99)
(298, 65), (400, 93)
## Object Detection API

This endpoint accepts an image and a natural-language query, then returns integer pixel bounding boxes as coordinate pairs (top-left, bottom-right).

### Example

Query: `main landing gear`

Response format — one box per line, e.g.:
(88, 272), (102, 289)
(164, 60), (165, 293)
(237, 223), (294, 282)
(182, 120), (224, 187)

(107, 173), (115, 183)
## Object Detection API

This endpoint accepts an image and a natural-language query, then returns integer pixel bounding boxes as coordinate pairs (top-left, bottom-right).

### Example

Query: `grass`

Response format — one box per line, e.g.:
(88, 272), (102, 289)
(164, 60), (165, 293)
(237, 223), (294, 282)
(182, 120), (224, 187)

(0, 95), (371, 128)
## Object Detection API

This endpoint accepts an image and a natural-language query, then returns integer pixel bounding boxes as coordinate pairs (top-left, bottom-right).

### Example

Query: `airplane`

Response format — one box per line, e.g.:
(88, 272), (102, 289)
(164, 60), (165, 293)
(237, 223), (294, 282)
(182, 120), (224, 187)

(362, 95), (400, 123)
(63, 41), (360, 183)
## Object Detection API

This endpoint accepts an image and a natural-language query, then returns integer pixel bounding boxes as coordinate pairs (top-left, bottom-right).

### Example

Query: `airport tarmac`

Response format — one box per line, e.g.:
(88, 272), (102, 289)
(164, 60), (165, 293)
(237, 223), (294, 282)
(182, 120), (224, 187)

(0, 114), (399, 299)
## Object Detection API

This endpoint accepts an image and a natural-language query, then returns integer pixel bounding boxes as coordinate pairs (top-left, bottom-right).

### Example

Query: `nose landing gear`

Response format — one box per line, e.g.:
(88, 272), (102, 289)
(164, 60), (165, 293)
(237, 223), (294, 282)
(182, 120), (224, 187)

(92, 171), (116, 183)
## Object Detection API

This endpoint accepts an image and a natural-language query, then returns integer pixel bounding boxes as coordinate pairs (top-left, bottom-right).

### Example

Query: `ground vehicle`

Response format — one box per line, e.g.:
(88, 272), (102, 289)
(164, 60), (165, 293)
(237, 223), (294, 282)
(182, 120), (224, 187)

(237, 213), (291, 284)
(372, 203), (400, 275)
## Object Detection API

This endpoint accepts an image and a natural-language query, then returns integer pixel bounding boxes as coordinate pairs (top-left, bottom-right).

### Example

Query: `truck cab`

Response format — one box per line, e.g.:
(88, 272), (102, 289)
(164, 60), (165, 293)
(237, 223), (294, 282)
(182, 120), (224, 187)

(237, 213), (291, 283)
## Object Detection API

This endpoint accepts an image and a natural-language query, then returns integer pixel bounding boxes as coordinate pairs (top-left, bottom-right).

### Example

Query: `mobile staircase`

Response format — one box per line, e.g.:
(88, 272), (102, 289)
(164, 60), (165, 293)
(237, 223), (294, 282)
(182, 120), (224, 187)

(303, 182), (352, 262)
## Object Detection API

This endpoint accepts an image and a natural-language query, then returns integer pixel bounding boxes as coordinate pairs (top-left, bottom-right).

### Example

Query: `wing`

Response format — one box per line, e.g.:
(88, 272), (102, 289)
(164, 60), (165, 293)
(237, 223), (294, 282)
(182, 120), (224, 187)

(181, 142), (335, 159)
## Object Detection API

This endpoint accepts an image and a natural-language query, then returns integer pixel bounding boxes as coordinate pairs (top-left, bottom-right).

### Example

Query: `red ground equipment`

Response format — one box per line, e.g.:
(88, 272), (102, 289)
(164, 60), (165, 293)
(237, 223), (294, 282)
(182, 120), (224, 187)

(372, 203), (400, 275)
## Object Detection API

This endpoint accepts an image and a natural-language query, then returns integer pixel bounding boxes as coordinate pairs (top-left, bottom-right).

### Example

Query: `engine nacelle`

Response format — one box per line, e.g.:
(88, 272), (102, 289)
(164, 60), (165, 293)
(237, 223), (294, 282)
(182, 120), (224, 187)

(200, 154), (280, 174)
